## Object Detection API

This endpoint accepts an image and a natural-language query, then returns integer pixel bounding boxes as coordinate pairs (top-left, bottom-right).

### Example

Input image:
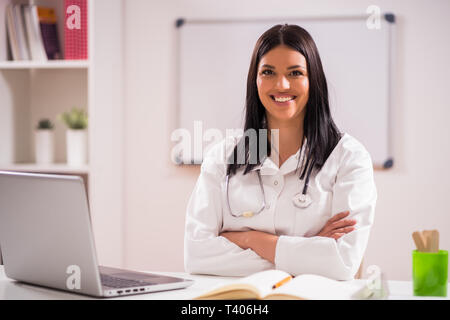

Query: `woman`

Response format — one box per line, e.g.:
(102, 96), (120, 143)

(184, 24), (377, 280)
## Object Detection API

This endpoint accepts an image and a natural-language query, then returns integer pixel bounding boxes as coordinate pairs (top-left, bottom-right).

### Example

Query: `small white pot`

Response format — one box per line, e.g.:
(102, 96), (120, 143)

(35, 130), (54, 164)
(66, 129), (88, 166)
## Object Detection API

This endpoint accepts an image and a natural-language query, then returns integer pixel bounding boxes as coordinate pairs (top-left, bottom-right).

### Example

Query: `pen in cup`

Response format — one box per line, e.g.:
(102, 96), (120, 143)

(412, 230), (439, 252)
(411, 229), (447, 297)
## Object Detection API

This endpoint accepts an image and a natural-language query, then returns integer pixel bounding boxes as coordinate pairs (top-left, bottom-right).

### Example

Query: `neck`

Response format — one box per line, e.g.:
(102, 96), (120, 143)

(267, 116), (304, 167)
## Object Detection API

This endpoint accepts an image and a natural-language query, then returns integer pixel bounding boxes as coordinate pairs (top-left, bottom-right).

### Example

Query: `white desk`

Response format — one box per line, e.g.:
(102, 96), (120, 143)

(0, 266), (448, 300)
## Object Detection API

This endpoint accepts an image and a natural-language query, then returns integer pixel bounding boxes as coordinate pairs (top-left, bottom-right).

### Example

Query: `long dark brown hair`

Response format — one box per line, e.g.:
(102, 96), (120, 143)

(226, 24), (342, 180)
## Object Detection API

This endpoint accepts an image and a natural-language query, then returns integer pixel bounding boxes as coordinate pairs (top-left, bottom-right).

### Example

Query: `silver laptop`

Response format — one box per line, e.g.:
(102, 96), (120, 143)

(0, 171), (194, 297)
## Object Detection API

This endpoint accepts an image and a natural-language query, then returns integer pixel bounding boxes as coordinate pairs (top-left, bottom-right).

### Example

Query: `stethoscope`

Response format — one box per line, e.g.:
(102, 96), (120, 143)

(225, 158), (314, 218)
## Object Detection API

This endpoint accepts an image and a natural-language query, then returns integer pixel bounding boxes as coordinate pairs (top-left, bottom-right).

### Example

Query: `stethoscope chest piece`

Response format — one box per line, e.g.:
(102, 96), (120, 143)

(292, 192), (312, 208)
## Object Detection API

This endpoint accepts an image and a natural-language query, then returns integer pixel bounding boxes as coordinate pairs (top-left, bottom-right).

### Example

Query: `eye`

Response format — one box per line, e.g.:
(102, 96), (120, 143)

(290, 70), (304, 76)
(261, 69), (274, 76)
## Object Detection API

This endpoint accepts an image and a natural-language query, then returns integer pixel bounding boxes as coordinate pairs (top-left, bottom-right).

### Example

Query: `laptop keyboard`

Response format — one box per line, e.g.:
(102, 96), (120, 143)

(100, 274), (153, 288)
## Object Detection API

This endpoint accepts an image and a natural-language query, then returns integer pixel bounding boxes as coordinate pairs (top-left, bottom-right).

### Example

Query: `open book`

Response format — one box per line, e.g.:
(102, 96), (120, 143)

(194, 270), (367, 300)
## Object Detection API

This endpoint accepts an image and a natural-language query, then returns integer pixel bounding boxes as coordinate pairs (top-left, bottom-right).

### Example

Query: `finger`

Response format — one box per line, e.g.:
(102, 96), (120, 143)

(331, 233), (346, 240)
(321, 217), (355, 236)
(330, 218), (357, 230)
(327, 211), (350, 223)
(332, 226), (355, 234)
(319, 213), (349, 235)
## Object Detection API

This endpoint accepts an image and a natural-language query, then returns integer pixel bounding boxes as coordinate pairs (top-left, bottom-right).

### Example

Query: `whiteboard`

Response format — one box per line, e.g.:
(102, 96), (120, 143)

(176, 15), (395, 168)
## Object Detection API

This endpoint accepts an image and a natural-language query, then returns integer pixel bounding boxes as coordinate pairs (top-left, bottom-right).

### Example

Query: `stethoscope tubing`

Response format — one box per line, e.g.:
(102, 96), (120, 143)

(226, 162), (313, 218)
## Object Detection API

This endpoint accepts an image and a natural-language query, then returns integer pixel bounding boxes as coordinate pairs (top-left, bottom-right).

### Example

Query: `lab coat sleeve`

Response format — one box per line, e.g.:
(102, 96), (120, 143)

(184, 145), (274, 276)
(274, 139), (377, 280)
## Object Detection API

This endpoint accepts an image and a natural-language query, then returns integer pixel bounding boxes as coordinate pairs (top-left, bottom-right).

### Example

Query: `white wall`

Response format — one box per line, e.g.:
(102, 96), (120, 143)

(122, 0), (450, 280)
(90, 0), (125, 266)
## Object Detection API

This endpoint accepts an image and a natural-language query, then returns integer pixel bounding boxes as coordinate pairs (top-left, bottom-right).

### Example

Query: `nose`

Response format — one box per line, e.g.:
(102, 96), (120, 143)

(275, 75), (290, 90)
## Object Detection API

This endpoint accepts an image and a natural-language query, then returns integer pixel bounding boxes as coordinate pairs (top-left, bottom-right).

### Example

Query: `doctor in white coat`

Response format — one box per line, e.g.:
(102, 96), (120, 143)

(184, 24), (377, 280)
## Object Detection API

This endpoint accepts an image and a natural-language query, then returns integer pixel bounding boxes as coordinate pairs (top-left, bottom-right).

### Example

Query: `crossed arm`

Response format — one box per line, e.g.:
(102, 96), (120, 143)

(220, 211), (356, 264)
(220, 230), (279, 263)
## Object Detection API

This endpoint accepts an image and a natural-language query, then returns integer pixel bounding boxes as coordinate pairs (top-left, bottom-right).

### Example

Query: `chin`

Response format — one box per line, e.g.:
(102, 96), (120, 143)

(267, 106), (302, 122)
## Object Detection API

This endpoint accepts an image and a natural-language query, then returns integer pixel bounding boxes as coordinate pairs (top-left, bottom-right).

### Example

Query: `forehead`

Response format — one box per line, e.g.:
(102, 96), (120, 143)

(258, 45), (307, 68)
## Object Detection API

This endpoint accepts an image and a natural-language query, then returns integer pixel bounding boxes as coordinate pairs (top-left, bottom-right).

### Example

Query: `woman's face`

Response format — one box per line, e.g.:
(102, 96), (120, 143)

(256, 45), (309, 126)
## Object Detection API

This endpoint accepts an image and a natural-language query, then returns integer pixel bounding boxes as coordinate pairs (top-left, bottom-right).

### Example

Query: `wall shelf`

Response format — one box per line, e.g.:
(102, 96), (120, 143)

(0, 163), (90, 174)
(0, 60), (90, 70)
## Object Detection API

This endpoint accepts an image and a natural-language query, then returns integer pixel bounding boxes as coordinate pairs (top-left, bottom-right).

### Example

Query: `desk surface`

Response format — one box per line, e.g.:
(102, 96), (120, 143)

(0, 266), (448, 300)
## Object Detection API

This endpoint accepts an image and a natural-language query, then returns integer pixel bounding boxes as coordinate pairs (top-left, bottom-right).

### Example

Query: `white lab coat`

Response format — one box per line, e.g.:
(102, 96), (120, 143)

(184, 133), (377, 280)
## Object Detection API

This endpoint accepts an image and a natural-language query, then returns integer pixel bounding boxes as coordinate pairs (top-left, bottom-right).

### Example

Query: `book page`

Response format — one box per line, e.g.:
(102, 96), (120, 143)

(233, 269), (291, 298)
(194, 269), (290, 299)
(266, 274), (364, 300)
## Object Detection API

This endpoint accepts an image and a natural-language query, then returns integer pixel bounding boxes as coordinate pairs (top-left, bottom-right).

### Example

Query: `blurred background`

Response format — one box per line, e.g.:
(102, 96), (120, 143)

(1, 0), (449, 281)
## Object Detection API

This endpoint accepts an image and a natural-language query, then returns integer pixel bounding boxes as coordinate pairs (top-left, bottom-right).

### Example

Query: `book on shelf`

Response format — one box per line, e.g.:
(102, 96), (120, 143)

(0, 1), (8, 60)
(4, 3), (62, 61)
(13, 4), (30, 60)
(194, 269), (368, 300)
(23, 5), (48, 61)
(6, 4), (23, 60)
(64, 0), (88, 60)
(37, 6), (62, 60)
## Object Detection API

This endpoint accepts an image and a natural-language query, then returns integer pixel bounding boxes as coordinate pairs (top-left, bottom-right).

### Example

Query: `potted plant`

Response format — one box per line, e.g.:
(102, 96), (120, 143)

(59, 107), (88, 166)
(35, 118), (55, 164)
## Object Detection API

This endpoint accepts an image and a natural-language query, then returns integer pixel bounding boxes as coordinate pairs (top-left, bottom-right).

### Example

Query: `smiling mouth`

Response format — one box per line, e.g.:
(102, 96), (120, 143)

(270, 95), (296, 102)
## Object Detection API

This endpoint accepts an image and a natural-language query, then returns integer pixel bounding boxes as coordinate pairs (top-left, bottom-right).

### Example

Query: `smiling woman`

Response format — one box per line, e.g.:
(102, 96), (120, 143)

(184, 24), (377, 280)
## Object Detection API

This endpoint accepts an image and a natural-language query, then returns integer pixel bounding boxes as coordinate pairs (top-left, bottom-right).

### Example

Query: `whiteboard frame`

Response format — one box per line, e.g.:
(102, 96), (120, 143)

(174, 14), (396, 169)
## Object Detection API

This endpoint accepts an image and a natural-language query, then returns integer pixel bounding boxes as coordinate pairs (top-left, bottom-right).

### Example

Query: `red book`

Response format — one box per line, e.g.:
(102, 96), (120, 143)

(64, 0), (88, 60)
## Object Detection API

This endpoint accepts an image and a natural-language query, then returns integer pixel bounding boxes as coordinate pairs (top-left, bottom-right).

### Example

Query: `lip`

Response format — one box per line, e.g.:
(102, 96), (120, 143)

(270, 94), (297, 106)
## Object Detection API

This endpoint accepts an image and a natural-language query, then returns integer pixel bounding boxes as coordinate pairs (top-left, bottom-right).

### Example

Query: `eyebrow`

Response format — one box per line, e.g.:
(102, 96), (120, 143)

(261, 64), (306, 70)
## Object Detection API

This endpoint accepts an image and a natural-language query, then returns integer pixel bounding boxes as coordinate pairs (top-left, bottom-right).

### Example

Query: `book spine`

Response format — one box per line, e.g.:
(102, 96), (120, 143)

(30, 5), (48, 61)
(24, 5), (39, 60)
(64, 0), (88, 60)
(18, 5), (31, 60)
(0, 1), (9, 61)
(38, 6), (62, 60)
(6, 4), (20, 60)
(14, 4), (30, 60)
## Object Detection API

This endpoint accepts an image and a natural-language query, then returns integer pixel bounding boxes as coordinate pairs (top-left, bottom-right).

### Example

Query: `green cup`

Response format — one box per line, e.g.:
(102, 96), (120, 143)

(412, 250), (448, 297)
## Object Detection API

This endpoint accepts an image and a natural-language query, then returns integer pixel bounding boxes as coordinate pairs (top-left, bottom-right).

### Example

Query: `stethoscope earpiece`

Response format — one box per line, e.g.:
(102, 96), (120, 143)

(241, 211), (254, 218)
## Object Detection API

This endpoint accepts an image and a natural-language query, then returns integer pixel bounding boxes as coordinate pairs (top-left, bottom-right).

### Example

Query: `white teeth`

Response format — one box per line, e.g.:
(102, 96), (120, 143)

(273, 96), (294, 102)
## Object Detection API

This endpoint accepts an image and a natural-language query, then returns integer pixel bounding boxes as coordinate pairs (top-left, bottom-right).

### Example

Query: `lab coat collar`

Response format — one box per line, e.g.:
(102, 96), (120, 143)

(250, 137), (307, 176)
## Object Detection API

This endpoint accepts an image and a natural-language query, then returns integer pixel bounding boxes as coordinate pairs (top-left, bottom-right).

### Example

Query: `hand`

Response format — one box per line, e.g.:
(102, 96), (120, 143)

(315, 211), (356, 240)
